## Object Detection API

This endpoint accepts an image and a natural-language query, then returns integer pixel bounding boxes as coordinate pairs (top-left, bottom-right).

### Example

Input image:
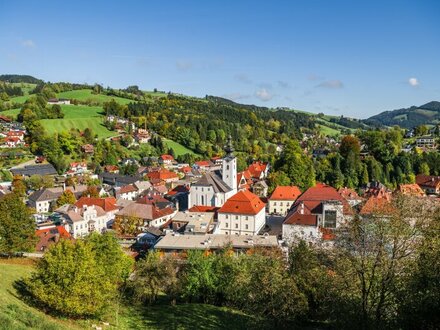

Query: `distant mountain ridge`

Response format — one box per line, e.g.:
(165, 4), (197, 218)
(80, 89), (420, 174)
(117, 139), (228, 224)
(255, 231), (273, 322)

(363, 101), (440, 128)
(0, 74), (43, 84)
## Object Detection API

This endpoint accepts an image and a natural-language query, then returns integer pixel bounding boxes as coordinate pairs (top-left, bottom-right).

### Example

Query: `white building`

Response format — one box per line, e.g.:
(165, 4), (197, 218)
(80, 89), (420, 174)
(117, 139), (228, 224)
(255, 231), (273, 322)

(217, 189), (266, 236)
(268, 186), (302, 215)
(56, 204), (108, 238)
(189, 136), (237, 208)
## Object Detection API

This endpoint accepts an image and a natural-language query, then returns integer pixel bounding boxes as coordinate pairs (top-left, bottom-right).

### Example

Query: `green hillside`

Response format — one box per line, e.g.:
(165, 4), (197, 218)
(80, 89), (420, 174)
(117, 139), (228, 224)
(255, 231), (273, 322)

(364, 101), (440, 128)
(0, 260), (263, 330)
(39, 105), (115, 138)
(57, 89), (133, 105)
(163, 138), (199, 156)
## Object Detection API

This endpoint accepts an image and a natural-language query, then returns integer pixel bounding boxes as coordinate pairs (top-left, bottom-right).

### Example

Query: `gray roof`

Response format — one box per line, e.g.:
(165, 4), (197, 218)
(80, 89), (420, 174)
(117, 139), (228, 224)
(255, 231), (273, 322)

(193, 172), (232, 193)
(11, 164), (57, 177)
(28, 185), (88, 202)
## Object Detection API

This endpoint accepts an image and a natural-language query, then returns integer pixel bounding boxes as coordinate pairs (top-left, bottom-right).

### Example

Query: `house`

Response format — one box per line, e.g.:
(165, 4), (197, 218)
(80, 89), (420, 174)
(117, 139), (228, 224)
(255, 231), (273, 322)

(99, 173), (141, 187)
(135, 129), (151, 144)
(170, 211), (215, 234)
(396, 183), (425, 197)
(338, 187), (363, 206)
(359, 193), (394, 217)
(11, 163), (57, 178)
(189, 137), (237, 208)
(147, 168), (179, 183)
(154, 233), (278, 255)
(136, 194), (174, 209)
(159, 154), (175, 166)
(4, 136), (24, 148)
(81, 144), (94, 154)
(246, 161), (269, 180)
(194, 160), (215, 172)
(282, 183), (353, 243)
(210, 156), (223, 166)
(166, 184), (190, 210)
(268, 186), (302, 215)
(35, 226), (72, 252)
(237, 170), (253, 190)
(115, 184), (139, 200)
(75, 196), (119, 220)
(115, 201), (177, 230)
(415, 175), (440, 195)
(6, 130), (25, 141)
(103, 165), (119, 173)
(416, 135), (436, 149)
(28, 185), (88, 213)
(67, 162), (88, 176)
(47, 98), (70, 105)
(56, 204), (108, 238)
(217, 189), (266, 236)
(252, 180), (268, 197)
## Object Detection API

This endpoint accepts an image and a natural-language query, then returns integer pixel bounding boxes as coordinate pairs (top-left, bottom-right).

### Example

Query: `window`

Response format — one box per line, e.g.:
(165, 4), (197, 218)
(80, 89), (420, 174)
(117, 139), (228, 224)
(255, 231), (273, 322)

(225, 231), (229, 235)
(273, 202), (277, 206)
(227, 165), (230, 170)
(245, 224), (248, 230)
(324, 210), (337, 228)
(201, 196), (204, 204)
(235, 216), (238, 220)
(245, 216), (248, 220)
(235, 224), (238, 229)
(280, 202), (283, 206)
(225, 223), (228, 228)
(226, 215), (228, 219)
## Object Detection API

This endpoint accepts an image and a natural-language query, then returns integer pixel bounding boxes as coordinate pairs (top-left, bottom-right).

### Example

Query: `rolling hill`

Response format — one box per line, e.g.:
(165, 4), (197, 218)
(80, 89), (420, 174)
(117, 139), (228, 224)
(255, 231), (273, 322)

(363, 101), (440, 128)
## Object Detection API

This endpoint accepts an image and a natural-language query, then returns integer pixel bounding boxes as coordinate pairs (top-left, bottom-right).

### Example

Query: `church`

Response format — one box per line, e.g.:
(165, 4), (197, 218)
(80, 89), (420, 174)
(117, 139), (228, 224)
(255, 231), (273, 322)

(189, 137), (237, 208)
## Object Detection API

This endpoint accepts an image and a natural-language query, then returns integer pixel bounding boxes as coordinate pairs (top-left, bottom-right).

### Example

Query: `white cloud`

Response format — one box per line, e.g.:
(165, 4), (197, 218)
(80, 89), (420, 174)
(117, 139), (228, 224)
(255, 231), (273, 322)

(408, 77), (419, 87)
(222, 93), (250, 101)
(21, 39), (36, 48)
(316, 80), (344, 89)
(176, 60), (193, 71)
(255, 88), (273, 101)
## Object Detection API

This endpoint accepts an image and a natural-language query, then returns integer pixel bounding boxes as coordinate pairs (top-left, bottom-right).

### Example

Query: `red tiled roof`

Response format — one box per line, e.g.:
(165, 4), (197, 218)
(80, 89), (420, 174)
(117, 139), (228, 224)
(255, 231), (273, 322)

(416, 175), (440, 189)
(0, 115), (11, 123)
(75, 197), (118, 212)
(247, 161), (268, 179)
(338, 187), (361, 200)
(179, 166), (192, 173)
(104, 165), (119, 172)
(219, 190), (266, 215)
(195, 160), (212, 167)
(269, 186), (302, 200)
(147, 169), (178, 181)
(360, 195), (395, 215)
(397, 184), (425, 196)
(119, 184), (138, 194)
(160, 154), (174, 161)
(283, 213), (317, 226)
(35, 226), (72, 251)
(188, 205), (220, 213)
(167, 185), (190, 196)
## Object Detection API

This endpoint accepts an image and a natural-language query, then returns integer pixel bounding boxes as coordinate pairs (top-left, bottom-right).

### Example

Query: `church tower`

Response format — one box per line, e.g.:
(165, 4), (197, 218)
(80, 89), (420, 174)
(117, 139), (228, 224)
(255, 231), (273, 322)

(222, 135), (237, 191)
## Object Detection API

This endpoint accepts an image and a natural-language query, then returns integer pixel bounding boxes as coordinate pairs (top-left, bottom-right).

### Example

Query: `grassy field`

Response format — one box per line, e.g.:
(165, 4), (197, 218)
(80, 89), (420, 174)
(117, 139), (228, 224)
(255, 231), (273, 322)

(163, 138), (198, 156)
(0, 260), (265, 330)
(57, 89), (133, 105)
(0, 108), (21, 119)
(317, 124), (341, 137)
(39, 105), (116, 138)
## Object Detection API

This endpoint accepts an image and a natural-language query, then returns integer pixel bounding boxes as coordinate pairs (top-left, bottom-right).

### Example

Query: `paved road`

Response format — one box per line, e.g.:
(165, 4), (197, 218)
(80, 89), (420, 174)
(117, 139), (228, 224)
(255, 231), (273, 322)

(9, 158), (37, 170)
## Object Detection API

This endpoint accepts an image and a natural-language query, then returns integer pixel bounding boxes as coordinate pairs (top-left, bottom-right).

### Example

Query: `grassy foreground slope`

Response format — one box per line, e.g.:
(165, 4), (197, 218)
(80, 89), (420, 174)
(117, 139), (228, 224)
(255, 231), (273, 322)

(39, 105), (116, 139)
(0, 261), (265, 330)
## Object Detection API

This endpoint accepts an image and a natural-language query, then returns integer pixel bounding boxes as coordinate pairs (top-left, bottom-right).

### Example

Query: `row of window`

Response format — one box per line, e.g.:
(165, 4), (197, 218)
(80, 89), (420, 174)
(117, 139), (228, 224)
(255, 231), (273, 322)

(271, 202), (291, 206)
(225, 215), (249, 220)
(225, 223), (249, 230)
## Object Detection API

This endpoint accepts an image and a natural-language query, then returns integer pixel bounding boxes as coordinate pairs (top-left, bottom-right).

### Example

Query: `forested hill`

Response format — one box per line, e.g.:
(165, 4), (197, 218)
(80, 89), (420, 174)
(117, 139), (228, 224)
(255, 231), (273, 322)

(0, 74), (43, 84)
(363, 101), (440, 128)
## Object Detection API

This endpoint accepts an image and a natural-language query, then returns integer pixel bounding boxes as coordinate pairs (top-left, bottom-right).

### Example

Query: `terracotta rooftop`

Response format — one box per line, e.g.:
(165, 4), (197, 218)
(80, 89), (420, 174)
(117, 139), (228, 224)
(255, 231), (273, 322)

(269, 186), (302, 201)
(218, 190), (266, 215)
(75, 197), (118, 212)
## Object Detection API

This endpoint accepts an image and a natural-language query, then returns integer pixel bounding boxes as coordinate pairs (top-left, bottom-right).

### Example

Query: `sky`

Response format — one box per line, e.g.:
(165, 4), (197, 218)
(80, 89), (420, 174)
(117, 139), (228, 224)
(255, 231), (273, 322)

(0, 0), (439, 118)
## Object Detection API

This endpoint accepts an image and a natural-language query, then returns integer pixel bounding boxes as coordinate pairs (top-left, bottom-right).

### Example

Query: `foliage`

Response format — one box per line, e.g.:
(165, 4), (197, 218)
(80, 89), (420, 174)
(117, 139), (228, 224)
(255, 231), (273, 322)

(55, 190), (76, 207)
(0, 193), (36, 254)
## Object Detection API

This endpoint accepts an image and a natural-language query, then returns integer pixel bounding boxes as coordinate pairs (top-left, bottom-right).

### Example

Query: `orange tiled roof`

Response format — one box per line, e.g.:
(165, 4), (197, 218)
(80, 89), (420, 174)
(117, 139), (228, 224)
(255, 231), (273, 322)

(247, 161), (268, 179)
(75, 197), (118, 212)
(119, 184), (138, 194)
(218, 190), (266, 215)
(147, 169), (178, 181)
(360, 195), (395, 215)
(160, 154), (174, 161)
(397, 184), (425, 196)
(269, 186), (302, 200)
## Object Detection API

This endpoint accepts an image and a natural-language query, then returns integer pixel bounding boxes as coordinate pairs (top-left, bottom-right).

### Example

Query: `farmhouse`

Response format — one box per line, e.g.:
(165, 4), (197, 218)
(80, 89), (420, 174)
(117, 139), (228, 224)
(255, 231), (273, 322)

(47, 98), (71, 105)
(415, 175), (440, 195)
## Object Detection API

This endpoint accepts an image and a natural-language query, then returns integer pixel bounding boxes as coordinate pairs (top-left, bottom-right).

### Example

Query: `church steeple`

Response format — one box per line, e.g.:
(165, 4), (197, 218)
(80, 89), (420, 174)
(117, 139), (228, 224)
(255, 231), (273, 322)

(224, 135), (234, 157)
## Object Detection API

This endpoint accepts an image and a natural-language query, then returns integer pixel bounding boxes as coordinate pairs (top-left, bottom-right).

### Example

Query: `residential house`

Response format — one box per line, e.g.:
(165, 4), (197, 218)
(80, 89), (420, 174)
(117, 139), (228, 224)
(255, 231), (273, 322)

(159, 154), (175, 166)
(166, 184), (190, 211)
(103, 165), (119, 173)
(282, 183), (353, 243)
(75, 196), (119, 221)
(396, 183), (425, 197)
(28, 185), (88, 213)
(170, 211), (215, 234)
(56, 204), (108, 238)
(268, 186), (302, 215)
(237, 170), (253, 191)
(67, 162), (88, 176)
(3, 136), (24, 148)
(115, 201), (177, 230)
(416, 175), (440, 195)
(147, 168), (179, 183)
(338, 187), (364, 207)
(135, 128), (151, 144)
(81, 144), (94, 154)
(115, 184), (139, 200)
(194, 160), (215, 172)
(246, 161), (269, 180)
(416, 135), (436, 149)
(252, 180), (268, 197)
(99, 173), (141, 187)
(217, 189), (266, 236)
(35, 226), (72, 252)
(47, 98), (70, 105)
(154, 233), (278, 255)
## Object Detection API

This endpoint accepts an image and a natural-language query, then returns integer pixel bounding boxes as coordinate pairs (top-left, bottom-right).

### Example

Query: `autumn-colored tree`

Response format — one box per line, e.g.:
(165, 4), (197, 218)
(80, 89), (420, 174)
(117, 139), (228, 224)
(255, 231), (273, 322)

(12, 175), (26, 197)
(81, 185), (100, 198)
(339, 135), (361, 158)
(56, 190), (76, 207)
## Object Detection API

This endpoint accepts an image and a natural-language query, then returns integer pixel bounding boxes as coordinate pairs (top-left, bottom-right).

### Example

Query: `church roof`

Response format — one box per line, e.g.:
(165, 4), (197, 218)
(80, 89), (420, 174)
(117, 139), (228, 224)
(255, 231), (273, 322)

(193, 172), (232, 193)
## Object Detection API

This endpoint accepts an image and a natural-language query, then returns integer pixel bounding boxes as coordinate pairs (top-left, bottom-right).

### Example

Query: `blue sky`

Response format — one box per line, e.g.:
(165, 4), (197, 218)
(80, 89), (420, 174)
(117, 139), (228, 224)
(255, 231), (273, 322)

(0, 0), (439, 118)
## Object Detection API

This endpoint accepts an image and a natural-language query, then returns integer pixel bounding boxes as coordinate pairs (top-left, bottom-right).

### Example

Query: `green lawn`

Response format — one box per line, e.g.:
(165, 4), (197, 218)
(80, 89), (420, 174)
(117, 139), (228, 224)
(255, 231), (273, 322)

(0, 261), (266, 330)
(0, 108), (21, 119)
(317, 124), (341, 137)
(39, 104), (116, 138)
(57, 89), (133, 105)
(163, 138), (198, 156)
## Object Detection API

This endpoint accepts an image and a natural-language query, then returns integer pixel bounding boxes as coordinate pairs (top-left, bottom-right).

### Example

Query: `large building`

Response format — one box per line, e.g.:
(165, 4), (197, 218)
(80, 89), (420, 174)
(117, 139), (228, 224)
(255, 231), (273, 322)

(268, 186), (302, 215)
(217, 189), (266, 236)
(189, 136), (237, 208)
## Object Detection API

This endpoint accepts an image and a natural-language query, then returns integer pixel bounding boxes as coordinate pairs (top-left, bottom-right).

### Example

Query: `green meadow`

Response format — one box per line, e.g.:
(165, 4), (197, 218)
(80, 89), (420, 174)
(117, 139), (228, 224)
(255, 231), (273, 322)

(163, 138), (198, 156)
(57, 89), (133, 105)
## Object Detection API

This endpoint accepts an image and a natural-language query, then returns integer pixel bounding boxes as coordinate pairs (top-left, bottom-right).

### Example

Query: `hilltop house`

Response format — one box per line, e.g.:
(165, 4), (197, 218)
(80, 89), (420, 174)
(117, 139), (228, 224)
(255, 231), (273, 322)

(416, 135), (436, 149)
(268, 186), (302, 215)
(159, 154), (175, 166)
(217, 189), (266, 236)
